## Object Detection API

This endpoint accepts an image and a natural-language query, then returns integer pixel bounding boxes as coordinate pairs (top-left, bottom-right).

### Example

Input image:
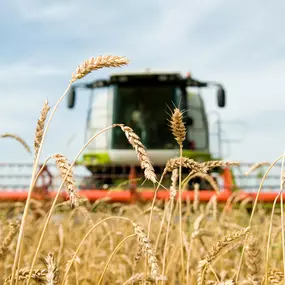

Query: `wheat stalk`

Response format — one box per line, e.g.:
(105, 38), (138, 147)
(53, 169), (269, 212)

(45, 252), (59, 285)
(52, 154), (78, 208)
(0, 133), (31, 153)
(168, 106), (187, 282)
(34, 100), (50, 160)
(70, 55), (129, 83)
(120, 125), (156, 183)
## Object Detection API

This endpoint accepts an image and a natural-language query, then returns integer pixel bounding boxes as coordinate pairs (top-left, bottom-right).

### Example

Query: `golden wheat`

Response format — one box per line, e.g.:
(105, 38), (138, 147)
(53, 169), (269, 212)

(0, 133), (31, 153)
(267, 269), (284, 284)
(120, 125), (156, 183)
(45, 252), (59, 285)
(0, 222), (19, 261)
(244, 234), (262, 285)
(202, 160), (240, 171)
(163, 157), (208, 175)
(34, 100), (50, 160)
(205, 227), (251, 263)
(189, 172), (220, 193)
(122, 273), (157, 285)
(70, 55), (129, 83)
(197, 227), (250, 285)
(193, 183), (200, 213)
(134, 243), (143, 268)
(52, 154), (78, 208)
(133, 223), (159, 279)
(4, 269), (47, 284)
(244, 162), (270, 176)
(170, 169), (179, 199)
(169, 108), (186, 146)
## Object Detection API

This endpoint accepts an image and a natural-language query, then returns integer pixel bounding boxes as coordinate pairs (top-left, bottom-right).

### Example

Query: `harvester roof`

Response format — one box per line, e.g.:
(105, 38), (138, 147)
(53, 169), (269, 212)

(86, 70), (207, 89)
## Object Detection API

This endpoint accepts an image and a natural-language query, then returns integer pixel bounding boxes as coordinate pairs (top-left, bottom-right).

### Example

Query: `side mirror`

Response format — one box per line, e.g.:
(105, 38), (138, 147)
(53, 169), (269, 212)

(67, 86), (76, 109)
(217, 86), (226, 108)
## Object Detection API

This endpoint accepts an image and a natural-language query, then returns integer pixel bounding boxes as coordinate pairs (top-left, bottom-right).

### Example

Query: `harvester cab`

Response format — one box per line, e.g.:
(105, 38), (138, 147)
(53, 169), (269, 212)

(67, 70), (226, 189)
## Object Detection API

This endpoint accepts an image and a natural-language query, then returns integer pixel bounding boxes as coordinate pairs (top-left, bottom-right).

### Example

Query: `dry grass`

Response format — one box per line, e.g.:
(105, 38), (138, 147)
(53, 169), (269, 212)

(1, 53), (285, 285)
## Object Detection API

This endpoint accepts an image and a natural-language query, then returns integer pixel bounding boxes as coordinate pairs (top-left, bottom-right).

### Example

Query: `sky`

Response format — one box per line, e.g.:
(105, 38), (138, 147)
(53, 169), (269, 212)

(0, 0), (285, 170)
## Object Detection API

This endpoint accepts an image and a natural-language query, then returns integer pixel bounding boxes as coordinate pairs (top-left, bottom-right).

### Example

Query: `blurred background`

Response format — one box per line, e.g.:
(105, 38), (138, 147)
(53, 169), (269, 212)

(0, 0), (284, 164)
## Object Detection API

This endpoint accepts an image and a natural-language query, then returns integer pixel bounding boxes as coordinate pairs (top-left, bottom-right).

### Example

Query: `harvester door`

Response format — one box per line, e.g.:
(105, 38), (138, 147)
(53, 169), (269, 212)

(186, 92), (209, 153)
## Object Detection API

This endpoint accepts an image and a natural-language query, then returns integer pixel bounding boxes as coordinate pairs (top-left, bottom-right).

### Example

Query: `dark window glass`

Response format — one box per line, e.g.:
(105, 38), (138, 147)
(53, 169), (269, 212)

(112, 85), (181, 149)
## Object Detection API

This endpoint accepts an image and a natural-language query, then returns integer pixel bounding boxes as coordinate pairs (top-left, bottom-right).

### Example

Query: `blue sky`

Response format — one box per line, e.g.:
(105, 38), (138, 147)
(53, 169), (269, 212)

(0, 0), (285, 166)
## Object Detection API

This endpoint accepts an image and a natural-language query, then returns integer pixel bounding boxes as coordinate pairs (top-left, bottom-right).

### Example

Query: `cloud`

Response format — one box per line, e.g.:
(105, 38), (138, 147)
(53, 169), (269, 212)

(0, 0), (285, 167)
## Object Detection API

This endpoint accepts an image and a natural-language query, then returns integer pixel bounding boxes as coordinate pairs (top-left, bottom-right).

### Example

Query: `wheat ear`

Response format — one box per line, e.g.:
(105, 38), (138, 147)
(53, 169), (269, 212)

(0, 133), (31, 153)
(267, 269), (284, 284)
(163, 157), (207, 175)
(134, 243), (143, 268)
(198, 227), (250, 285)
(4, 269), (47, 284)
(213, 281), (236, 285)
(34, 100), (50, 160)
(122, 273), (158, 285)
(189, 172), (220, 193)
(202, 160), (240, 171)
(244, 162), (270, 176)
(120, 125), (156, 183)
(133, 223), (159, 279)
(0, 222), (19, 261)
(45, 252), (59, 285)
(245, 235), (262, 285)
(169, 107), (186, 146)
(52, 154), (78, 208)
(70, 55), (129, 83)
(206, 227), (250, 263)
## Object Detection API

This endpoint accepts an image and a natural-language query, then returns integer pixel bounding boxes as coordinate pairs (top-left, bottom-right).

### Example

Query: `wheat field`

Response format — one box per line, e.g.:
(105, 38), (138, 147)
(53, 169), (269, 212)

(0, 55), (284, 285)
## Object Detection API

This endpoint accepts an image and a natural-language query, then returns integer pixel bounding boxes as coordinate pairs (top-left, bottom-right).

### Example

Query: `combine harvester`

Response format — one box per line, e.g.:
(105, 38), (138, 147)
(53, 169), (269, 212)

(0, 71), (283, 205)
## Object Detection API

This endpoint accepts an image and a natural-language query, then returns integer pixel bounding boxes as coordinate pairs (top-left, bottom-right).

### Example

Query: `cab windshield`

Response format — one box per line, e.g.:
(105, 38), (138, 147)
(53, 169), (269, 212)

(112, 84), (183, 149)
